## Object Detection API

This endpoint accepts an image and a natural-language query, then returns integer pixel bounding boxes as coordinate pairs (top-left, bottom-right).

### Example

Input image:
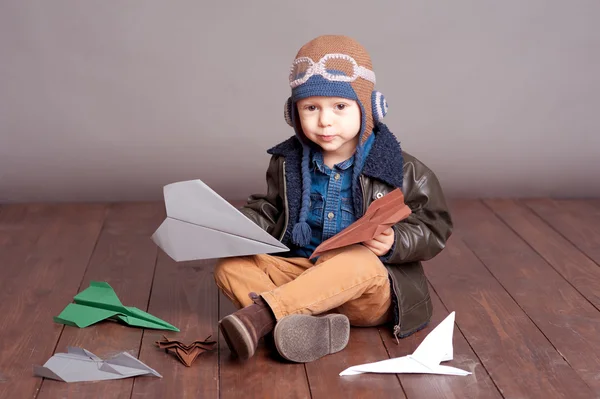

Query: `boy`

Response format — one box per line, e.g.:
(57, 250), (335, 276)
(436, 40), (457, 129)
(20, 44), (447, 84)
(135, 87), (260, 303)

(214, 35), (452, 363)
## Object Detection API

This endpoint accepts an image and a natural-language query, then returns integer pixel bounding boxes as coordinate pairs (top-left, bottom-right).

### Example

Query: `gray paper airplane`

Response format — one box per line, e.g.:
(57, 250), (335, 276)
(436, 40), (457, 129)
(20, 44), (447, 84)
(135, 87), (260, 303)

(151, 179), (289, 262)
(33, 347), (162, 382)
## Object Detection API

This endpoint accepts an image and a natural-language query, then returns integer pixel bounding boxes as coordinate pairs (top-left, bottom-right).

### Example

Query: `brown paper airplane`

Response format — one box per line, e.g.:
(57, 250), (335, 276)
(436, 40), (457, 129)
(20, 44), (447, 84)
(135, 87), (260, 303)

(310, 188), (411, 259)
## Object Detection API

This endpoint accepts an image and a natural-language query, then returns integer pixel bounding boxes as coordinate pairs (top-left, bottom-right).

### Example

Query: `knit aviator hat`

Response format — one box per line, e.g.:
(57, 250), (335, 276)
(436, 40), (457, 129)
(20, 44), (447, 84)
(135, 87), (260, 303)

(284, 35), (389, 247)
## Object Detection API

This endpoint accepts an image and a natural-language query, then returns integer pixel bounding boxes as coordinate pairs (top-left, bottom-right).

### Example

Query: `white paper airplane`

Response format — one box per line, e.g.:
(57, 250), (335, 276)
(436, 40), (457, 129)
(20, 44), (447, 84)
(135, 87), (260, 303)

(339, 312), (471, 376)
(152, 179), (289, 262)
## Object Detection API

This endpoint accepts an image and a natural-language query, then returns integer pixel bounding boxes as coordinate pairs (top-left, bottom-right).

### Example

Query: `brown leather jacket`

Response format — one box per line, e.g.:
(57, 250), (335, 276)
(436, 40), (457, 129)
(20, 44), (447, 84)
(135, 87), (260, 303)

(239, 133), (453, 340)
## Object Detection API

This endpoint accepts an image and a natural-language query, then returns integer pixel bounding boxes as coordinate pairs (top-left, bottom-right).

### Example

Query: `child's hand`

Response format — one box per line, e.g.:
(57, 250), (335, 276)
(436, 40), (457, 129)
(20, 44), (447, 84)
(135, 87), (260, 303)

(362, 227), (395, 256)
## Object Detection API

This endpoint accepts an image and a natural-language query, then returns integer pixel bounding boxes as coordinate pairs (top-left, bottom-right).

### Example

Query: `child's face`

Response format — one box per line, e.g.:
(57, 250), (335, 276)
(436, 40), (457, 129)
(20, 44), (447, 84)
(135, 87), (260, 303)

(296, 96), (361, 161)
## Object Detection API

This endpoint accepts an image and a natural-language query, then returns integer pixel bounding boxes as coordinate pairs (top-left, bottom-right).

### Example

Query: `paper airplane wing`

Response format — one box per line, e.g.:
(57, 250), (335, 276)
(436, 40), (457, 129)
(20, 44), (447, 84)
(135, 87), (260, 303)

(102, 351), (162, 378)
(152, 217), (289, 262)
(411, 311), (456, 367)
(339, 354), (471, 376)
(54, 282), (126, 327)
(363, 189), (411, 223)
(53, 303), (121, 328)
(310, 221), (380, 259)
(72, 281), (124, 307)
(117, 306), (179, 331)
(339, 356), (415, 375)
(152, 180), (289, 261)
(33, 347), (161, 382)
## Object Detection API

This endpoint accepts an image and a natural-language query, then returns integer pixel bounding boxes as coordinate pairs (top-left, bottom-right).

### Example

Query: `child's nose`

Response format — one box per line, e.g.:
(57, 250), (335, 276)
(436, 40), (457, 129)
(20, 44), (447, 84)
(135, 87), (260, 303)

(318, 110), (333, 127)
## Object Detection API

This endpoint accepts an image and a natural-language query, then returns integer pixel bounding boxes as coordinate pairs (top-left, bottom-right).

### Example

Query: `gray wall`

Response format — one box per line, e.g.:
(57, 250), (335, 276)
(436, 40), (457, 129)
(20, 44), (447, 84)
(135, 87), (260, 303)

(1, 0), (599, 203)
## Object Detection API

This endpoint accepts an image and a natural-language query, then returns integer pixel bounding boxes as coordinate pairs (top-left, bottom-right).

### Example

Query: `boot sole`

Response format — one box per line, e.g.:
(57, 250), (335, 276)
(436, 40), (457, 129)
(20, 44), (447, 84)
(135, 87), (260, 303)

(273, 314), (350, 363)
(219, 314), (255, 360)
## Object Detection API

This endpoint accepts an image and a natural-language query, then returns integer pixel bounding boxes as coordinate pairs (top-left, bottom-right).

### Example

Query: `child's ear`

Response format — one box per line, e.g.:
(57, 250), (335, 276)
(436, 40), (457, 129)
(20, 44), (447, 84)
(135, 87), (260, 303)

(284, 97), (293, 126)
(371, 91), (388, 124)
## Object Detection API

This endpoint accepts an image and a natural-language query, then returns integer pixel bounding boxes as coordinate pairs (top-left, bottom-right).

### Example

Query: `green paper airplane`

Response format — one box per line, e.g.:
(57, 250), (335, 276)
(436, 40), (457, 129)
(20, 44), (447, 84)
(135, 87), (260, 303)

(54, 281), (179, 331)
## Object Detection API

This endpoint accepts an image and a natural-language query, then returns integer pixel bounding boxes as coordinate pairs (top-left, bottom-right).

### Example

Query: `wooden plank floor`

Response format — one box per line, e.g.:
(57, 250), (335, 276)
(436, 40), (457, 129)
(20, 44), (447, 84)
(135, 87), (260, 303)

(0, 199), (599, 398)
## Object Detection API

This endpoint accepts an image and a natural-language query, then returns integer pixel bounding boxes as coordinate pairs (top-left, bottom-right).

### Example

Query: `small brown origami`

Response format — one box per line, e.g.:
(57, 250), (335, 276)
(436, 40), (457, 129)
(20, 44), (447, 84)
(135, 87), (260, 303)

(310, 188), (412, 259)
(155, 335), (217, 367)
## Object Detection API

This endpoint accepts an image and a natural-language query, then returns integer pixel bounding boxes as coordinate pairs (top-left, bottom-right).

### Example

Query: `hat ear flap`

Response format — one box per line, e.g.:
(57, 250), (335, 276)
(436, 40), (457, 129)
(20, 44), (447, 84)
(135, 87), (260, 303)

(371, 91), (388, 124)
(284, 97), (293, 126)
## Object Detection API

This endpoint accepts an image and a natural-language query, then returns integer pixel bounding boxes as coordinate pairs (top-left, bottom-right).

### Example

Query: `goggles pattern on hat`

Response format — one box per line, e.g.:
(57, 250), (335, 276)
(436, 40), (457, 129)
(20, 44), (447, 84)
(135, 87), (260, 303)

(289, 53), (376, 89)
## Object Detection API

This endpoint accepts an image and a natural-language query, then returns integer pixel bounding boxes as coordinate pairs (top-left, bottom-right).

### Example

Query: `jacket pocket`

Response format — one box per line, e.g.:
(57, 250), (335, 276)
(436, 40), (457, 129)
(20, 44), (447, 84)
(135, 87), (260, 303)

(341, 197), (357, 230)
(309, 193), (324, 225)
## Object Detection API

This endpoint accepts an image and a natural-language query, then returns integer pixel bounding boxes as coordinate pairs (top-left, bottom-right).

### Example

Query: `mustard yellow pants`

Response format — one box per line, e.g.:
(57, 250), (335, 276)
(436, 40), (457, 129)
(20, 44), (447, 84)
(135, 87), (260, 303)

(214, 244), (392, 327)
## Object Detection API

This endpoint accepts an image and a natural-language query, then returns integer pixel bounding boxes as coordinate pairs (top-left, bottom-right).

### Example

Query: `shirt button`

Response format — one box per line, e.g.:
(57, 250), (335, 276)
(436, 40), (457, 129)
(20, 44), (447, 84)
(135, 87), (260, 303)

(334, 173), (341, 180)
(328, 212), (335, 219)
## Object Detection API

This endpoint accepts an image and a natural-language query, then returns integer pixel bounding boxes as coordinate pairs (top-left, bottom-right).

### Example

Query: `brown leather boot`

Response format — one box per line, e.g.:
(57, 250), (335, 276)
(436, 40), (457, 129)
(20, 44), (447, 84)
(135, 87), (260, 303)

(219, 293), (276, 360)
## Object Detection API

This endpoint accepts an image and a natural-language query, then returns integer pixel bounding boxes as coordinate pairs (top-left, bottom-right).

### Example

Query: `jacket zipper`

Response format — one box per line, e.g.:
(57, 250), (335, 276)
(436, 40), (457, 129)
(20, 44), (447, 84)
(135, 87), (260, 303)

(359, 175), (368, 214)
(389, 270), (402, 344)
(279, 161), (288, 241)
(362, 175), (402, 343)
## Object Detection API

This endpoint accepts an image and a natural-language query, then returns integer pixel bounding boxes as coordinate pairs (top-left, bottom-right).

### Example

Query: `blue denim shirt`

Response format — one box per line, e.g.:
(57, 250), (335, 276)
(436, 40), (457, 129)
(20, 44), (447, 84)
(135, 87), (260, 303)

(290, 134), (375, 259)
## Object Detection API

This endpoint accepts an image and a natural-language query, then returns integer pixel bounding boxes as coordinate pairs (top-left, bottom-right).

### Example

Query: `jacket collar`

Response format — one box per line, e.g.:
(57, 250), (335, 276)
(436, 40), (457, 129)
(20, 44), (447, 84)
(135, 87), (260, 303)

(267, 122), (404, 189)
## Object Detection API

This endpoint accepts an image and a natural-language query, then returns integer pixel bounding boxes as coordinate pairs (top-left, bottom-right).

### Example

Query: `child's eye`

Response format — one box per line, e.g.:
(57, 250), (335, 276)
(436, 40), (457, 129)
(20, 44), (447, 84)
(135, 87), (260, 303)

(305, 105), (317, 111)
(335, 104), (347, 110)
